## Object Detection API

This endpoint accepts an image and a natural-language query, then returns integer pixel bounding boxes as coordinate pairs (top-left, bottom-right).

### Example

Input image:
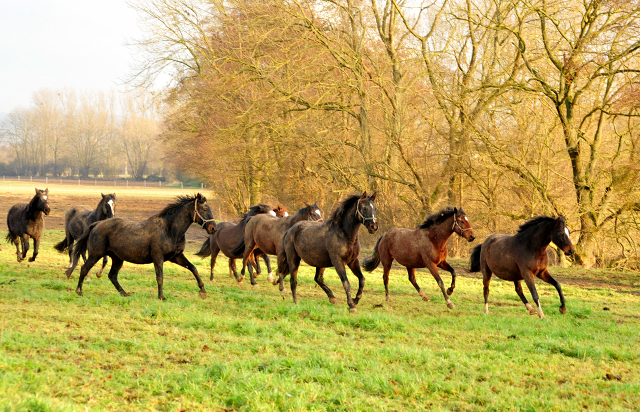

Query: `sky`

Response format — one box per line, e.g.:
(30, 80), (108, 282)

(0, 0), (143, 114)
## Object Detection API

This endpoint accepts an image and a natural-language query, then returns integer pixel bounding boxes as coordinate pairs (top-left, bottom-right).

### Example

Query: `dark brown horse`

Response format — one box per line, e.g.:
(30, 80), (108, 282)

(54, 193), (116, 278)
(67, 194), (215, 300)
(363, 207), (475, 308)
(231, 202), (323, 285)
(277, 193), (378, 312)
(6, 188), (50, 262)
(195, 204), (275, 281)
(469, 216), (575, 319)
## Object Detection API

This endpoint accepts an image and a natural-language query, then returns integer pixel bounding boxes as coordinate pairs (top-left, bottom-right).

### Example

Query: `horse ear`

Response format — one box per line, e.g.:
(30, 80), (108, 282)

(45, 188), (48, 194)
(361, 191), (367, 199)
(101, 193), (105, 198)
(304, 202), (310, 207)
(196, 193), (204, 202)
(370, 192), (377, 201)
(314, 201), (318, 206)
(556, 216), (565, 226)
(454, 207), (458, 214)
(35, 188), (38, 194)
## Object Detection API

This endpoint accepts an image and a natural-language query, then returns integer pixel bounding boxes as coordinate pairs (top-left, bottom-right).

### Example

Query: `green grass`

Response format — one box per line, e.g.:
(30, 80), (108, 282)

(1, 230), (639, 411)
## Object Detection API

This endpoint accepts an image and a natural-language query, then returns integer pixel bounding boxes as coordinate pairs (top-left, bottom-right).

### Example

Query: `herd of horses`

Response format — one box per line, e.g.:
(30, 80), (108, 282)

(5, 188), (576, 318)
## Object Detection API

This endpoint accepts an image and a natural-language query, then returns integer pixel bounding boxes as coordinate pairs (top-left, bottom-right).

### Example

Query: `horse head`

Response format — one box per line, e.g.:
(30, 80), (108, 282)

(194, 193), (216, 234)
(101, 193), (116, 218)
(273, 205), (288, 218)
(304, 201), (323, 221)
(35, 188), (50, 215)
(356, 192), (378, 234)
(552, 216), (575, 256)
(452, 207), (475, 242)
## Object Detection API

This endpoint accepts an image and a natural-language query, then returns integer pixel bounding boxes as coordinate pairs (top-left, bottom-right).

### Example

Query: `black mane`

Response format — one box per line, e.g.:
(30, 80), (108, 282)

(517, 216), (556, 233)
(418, 207), (461, 229)
(328, 194), (361, 225)
(241, 203), (273, 222)
(158, 194), (200, 217)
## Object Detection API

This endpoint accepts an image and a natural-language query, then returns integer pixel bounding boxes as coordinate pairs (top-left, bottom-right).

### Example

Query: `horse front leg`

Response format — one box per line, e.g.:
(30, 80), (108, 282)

(28, 236), (40, 262)
(426, 261), (454, 309)
(262, 254), (275, 284)
(20, 235), (29, 261)
(347, 260), (366, 306)
(522, 269), (544, 319)
(332, 258), (357, 313)
(152, 258), (166, 300)
(106, 257), (128, 296)
(537, 269), (566, 314)
(247, 253), (259, 286)
(170, 253), (207, 298)
(438, 260), (456, 295)
(76, 254), (102, 296)
(314, 267), (337, 304)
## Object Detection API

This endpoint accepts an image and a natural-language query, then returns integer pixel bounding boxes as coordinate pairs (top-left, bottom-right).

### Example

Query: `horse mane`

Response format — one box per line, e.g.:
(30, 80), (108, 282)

(158, 194), (199, 217)
(517, 216), (556, 233)
(418, 207), (460, 229)
(328, 194), (361, 225)
(240, 203), (272, 223)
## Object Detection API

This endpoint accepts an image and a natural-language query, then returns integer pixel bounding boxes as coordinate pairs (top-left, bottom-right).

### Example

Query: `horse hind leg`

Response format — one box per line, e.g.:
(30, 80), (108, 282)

(262, 254), (275, 284)
(76, 254), (102, 296)
(9, 233), (21, 262)
(515, 280), (536, 315)
(538, 269), (566, 314)
(106, 257), (128, 297)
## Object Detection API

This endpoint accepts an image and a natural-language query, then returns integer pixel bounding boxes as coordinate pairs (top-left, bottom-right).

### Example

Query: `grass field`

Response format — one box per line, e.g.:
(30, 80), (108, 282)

(1, 183), (640, 411)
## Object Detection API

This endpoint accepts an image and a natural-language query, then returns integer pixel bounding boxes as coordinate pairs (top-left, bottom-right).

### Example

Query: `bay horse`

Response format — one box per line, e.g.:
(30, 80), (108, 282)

(67, 194), (216, 300)
(469, 216), (575, 319)
(195, 204), (276, 281)
(54, 193), (116, 278)
(363, 207), (475, 308)
(277, 193), (378, 313)
(6, 188), (51, 262)
(231, 201), (323, 285)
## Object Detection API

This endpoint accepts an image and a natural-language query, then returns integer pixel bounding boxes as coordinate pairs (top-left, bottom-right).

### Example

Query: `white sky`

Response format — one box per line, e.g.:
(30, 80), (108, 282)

(0, 0), (142, 113)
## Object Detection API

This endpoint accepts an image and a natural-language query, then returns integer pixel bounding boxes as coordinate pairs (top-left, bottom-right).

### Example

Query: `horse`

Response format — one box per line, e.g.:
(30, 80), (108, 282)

(277, 193), (378, 313)
(54, 193), (116, 278)
(66, 194), (216, 300)
(6, 188), (51, 262)
(273, 205), (288, 217)
(469, 216), (575, 319)
(195, 204), (275, 281)
(231, 201), (323, 285)
(362, 207), (475, 308)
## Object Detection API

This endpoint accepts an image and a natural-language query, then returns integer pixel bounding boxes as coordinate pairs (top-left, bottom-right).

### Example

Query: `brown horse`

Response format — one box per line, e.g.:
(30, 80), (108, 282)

(231, 202), (323, 285)
(67, 194), (215, 300)
(469, 216), (575, 319)
(277, 193), (378, 312)
(363, 207), (475, 308)
(195, 204), (275, 281)
(273, 205), (288, 217)
(54, 193), (116, 278)
(6, 188), (50, 262)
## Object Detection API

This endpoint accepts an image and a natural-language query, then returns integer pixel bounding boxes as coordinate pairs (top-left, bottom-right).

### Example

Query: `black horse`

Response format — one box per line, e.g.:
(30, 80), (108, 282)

(195, 204), (275, 281)
(469, 216), (575, 319)
(54, 193), (116, 278)
(277, 193), (378, 312)
(6, 188), (51, 262)
(67, 194), (216, 300)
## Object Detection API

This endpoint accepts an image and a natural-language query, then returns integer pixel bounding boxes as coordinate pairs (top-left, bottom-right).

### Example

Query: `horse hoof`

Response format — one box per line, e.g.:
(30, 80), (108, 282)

(236, 276), (244, 283)
(96, 270), (104, 278)
(121, 292), (131, 297)
(199, 291), (207, 299)
(75, 289), (83, 296)
(421, 296), (430, 302)
(28, 257), (35, 262)
(447, 301), (455, 309)
(446, 287), (454, 296)
(329, 297), (338, 304)
(349, 307), (358, 314)
(385, 297), (392, 302)
(267, 273), (275, 284)
(559, 306), (566, 314)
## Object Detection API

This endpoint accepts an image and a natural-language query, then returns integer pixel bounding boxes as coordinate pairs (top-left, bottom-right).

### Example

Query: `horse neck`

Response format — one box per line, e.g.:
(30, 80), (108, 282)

(26, 197), (42, 221)
(289, 208), (310, 224)
(162, 203), (194, 239)
(425, 215), (456, 248)
(516, 222), (554, 251)
(339, 205), (361, 241)
(90, 202), (105, 222)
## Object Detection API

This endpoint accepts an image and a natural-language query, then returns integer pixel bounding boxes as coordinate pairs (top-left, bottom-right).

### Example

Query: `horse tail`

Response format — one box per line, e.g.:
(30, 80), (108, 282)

(195, 237), (212, 258)
(54, 237), (69, 253)
(5, 231), (14, 243)
(277, 245), (290, 276)
(230, 237), (245, 257)
(66, 222), (98, 277)
(362, 236), (383, 272)
(469, 244), (482, 272)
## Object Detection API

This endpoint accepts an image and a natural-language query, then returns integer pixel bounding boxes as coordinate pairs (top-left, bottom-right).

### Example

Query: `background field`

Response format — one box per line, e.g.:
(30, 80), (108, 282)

(1, 183), (639, 411)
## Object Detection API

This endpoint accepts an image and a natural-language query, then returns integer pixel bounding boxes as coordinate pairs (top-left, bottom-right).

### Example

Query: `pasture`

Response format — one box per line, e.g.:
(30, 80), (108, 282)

(1, 183), (639, 411)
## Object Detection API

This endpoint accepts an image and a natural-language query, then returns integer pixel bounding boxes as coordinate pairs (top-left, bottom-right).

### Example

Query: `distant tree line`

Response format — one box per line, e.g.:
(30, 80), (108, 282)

(0, 89), (164, 181)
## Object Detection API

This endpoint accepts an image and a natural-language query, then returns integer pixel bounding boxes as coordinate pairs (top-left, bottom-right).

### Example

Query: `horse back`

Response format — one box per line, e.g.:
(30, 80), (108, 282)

(88, 217), (164, 264)
(66, 205), (93, 239)
(7, 203), (43, 238)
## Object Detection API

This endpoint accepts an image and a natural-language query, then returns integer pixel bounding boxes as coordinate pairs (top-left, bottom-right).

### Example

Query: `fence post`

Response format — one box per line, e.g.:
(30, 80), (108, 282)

(95, 180), (97, 186)
(114, 180), (116, 187)
(144, 180), (146, 187)
(30, 176), (32, 182)
(181, 182), (183, 189)
(127, 180), (129, 187)
(201, 182), (204, 190)
(18, 176), (20, 182)
(46, 177), (48, 184)
(78, 179), (80, 185)
(159, 181), (161, 187)
(60, 179), (62, 184)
